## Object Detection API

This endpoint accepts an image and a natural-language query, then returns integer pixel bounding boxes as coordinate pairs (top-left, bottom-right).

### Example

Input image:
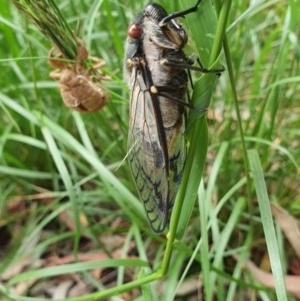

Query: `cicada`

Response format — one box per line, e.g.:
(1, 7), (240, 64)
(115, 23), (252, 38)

(49, 42), (109, 112)
(125, 0), (221, 233)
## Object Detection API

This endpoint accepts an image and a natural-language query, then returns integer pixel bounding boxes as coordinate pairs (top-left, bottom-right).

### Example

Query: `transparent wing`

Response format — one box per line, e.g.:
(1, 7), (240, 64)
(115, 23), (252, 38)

(166, 117), (186, 209)
(128, 67), (169, 233)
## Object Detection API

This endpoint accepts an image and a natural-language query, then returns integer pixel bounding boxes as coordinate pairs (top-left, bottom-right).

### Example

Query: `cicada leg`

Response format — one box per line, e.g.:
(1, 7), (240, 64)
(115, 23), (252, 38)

(160, 56), (225, 74)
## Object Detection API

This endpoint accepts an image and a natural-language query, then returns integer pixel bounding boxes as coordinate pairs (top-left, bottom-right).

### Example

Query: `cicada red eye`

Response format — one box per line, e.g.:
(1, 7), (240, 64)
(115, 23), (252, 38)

(127, 23), (141, 39)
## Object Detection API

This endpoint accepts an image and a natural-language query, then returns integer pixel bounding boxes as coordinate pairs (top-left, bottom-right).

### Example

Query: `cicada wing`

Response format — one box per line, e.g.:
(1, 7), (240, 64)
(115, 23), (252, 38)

(169, 133), (186, 212)
(128, 69), (169, 233)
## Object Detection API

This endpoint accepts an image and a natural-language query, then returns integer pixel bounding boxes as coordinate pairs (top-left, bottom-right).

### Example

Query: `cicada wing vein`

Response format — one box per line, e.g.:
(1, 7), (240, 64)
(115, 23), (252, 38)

(166, 120), (186, 210)
(128, 68), (169, 233)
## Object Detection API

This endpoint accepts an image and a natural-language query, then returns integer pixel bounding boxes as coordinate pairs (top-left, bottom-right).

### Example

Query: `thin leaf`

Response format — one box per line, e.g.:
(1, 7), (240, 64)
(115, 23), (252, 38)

(248, 149), (288, 301)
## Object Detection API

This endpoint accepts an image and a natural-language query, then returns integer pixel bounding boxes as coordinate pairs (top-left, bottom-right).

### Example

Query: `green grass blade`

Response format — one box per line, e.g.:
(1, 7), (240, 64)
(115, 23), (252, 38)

(9, 258), (148, 285)
(248, 149), (288, 301)
(174, 0), (228, 239)
(175, 117), (208, 238)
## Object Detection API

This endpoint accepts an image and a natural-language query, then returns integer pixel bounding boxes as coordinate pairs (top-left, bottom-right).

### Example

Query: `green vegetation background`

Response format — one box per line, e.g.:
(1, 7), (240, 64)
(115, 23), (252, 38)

(0, 0), (299, 300)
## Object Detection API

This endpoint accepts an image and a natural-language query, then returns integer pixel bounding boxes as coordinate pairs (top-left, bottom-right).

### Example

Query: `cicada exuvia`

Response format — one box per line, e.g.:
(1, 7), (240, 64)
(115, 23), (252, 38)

(49, 41), (110, 112)
(125, 0), (222, 233)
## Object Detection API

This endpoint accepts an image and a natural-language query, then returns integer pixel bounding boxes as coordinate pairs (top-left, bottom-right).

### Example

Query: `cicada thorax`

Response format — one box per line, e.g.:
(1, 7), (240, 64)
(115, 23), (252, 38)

(125, 3), (195, 233)
(49, 42), (109, 112)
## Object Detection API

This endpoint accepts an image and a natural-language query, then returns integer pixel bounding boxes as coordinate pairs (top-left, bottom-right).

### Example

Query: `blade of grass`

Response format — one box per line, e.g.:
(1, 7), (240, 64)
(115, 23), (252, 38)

(174, 0), (229, 240)
(9, 258), (148, 285)
(41, 126), (81, 259)
(247, 149), (288, 301)
(214, 0), (252, 206)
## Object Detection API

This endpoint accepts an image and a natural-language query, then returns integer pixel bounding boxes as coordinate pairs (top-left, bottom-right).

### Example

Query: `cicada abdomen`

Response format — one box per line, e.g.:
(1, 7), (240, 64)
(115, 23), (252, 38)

(125, 1), (221, 233)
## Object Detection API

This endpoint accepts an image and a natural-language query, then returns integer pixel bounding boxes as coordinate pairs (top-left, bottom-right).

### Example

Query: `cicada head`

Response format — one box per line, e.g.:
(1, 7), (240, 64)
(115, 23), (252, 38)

(143, 3), (188, 49)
